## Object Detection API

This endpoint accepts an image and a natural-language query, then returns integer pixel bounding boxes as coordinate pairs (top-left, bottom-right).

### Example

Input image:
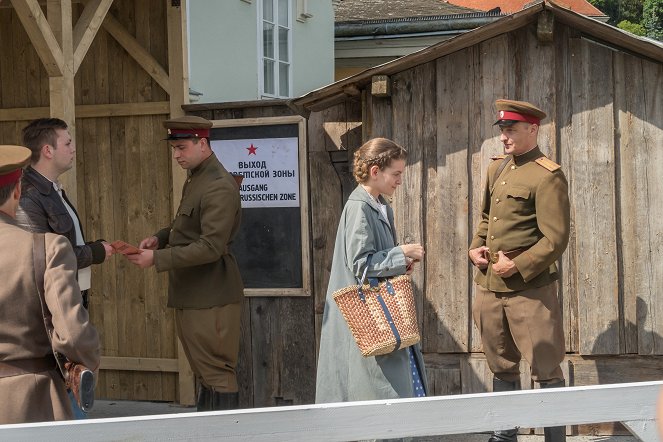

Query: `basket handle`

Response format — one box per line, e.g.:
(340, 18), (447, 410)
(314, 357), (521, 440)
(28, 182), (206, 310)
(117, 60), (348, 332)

(357, 254), (373, 302)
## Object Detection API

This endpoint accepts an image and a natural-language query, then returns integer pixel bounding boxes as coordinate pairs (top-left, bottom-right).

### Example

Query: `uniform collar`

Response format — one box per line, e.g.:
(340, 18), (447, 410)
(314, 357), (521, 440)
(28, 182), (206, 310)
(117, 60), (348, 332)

(513, 145), (543, 166)
(189, 153), (216, 177)
(0, 211), (17, 226)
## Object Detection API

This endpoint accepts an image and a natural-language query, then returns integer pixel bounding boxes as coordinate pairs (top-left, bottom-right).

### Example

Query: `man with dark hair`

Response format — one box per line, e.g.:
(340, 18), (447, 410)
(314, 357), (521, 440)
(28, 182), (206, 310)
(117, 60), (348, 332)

(127, 115), (244, 412)
(0, 145), (99, 424)
(468, 99), (570, 442)
(16, 118), (113, 310)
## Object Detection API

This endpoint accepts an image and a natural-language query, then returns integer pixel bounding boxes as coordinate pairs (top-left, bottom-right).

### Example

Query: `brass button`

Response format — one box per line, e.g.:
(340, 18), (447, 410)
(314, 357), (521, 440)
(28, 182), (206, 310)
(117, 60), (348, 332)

(187, 179), (191, 183)
(493, 216), (498, 221)
(510, 165), (516, 170)
(490, 235), (495, 240)
(495, 198), (500, 203)
(501, 181), (506, 185)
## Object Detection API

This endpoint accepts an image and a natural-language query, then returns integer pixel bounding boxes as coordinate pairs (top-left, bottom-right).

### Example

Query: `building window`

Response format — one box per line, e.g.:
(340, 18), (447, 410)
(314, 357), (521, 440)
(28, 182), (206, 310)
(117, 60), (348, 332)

(261, 0), (291, 98)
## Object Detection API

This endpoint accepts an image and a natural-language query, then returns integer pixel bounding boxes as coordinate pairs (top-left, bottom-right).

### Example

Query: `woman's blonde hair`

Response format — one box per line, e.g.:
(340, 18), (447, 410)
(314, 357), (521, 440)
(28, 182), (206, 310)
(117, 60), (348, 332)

(352, 138), (407, 184)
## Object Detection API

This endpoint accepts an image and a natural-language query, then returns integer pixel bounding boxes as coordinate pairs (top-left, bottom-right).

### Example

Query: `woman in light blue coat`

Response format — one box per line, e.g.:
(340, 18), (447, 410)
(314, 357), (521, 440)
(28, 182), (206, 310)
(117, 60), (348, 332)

(316, 138), (428, 403)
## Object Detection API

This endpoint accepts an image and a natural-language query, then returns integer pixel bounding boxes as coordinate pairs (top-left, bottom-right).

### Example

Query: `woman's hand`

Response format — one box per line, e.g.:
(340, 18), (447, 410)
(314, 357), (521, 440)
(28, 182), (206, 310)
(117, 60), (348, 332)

(401, 243), (425, 261)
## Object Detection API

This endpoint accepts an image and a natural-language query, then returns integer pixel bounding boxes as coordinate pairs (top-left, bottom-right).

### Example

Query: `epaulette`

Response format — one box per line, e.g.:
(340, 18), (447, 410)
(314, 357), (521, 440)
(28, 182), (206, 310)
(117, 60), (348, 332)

(535, 157), (561, 172)
(491, 155), (507, 161)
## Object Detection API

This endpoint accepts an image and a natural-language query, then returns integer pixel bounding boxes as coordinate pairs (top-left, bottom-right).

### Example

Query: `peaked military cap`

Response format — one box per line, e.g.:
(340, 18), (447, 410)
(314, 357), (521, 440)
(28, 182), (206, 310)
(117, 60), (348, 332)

(0, 145), (31, 187)
(163, 115), (213, 140)
(494, 99), (547, 126)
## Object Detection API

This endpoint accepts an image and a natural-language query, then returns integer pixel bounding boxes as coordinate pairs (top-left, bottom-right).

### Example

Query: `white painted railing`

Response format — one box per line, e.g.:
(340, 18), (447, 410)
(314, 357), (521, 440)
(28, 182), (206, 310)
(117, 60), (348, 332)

(1, 381), (661, 441)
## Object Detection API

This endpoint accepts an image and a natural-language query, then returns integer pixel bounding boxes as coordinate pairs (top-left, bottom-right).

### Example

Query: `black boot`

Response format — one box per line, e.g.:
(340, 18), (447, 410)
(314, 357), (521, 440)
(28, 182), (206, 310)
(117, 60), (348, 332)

(488, 377), (520, 442)
(540, 380), (566, 442)
(212, 391), (239, 411)
(196, 384), (213, 412)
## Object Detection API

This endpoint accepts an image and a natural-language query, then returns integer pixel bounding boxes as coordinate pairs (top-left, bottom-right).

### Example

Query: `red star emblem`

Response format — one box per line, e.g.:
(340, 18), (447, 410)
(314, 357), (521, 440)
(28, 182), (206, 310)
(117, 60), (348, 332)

(246, 144), (258, 155)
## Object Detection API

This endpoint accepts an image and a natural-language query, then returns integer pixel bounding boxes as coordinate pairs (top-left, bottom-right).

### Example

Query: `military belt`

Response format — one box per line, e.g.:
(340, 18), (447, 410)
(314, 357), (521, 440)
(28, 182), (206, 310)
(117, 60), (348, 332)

(0, 355), (57, 378)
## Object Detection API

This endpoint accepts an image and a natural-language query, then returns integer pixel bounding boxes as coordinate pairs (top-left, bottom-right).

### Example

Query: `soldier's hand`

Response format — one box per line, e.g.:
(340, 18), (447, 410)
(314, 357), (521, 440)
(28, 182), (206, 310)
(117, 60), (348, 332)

(126, 249), (155, 268)
(139, 236), (159, 250)
(492, 251), (518, 278)
(469, 246), (489, 269)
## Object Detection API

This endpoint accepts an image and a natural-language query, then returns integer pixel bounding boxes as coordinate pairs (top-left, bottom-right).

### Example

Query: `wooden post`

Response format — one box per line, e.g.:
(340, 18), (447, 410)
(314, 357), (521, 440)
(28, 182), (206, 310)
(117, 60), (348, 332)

(47, 0), (77, 205)
(167, 0), (196, 406)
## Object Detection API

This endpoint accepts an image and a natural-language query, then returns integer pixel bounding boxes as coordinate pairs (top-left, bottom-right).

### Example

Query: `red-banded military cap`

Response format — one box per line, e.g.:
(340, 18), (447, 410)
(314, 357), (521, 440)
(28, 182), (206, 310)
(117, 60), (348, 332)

(163, 115), (213, 140)
(494, 99), (547, 126)
(0, 145), (31, 187)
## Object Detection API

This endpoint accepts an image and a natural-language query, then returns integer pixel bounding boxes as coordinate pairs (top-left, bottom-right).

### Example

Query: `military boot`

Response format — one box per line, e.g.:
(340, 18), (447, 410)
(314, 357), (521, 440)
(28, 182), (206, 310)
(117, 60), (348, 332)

(488, 377), (520, 442)
(540, 380), (566, 442)
(212, 391), (239, 411)
(196, 384), (213, 412)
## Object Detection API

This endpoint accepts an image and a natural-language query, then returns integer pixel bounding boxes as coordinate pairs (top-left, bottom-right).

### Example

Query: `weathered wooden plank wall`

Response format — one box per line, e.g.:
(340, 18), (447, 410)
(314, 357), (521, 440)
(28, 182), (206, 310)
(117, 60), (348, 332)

(0, 1), (176, 401)
(355, 20), (663, 406)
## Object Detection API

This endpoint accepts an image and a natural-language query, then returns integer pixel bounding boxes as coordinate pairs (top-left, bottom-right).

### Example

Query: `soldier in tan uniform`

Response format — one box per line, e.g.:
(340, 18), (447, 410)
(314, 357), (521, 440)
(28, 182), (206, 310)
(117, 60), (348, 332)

(0, 145), (100, 424)
(127, 116), (244, 411)
(468, 100), (570, 442)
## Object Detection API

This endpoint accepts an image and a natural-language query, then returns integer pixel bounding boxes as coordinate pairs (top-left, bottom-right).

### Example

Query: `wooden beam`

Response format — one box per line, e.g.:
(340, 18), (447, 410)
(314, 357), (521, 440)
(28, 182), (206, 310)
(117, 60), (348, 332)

(100, 356), (179, 372)
(48, 0), (78, 207)
(73, 0), (113, 73)
(101, 8), (171, 94)
(10, 0), (64, 76)
(537, 10), (554, 43)
(0, 101), (170, 121)
(371, 75), (391, 97)
(167, 0), (194, 407)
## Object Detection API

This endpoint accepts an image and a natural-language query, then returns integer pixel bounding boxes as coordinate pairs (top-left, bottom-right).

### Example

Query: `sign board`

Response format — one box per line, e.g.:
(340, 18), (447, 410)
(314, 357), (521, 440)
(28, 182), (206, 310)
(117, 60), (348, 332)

(210, 117), (310, 297)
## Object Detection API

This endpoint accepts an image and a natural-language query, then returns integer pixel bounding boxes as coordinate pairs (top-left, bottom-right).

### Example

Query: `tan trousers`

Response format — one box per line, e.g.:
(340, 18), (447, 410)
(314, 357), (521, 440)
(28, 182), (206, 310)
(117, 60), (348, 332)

(472, 282), (565, 383)
(175, 302), (242, 392)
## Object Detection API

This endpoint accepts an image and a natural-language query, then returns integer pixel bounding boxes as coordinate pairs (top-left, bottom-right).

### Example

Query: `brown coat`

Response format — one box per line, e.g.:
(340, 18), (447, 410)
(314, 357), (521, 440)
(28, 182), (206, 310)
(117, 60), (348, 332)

(469, 146), (571, 292)
(0, 213), (100, 424)
(153, 154), (244, 309)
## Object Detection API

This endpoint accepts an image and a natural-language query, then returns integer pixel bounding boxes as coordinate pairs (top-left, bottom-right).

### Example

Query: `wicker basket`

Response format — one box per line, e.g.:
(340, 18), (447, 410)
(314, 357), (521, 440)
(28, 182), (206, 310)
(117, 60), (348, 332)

(333, 274), (420, 357)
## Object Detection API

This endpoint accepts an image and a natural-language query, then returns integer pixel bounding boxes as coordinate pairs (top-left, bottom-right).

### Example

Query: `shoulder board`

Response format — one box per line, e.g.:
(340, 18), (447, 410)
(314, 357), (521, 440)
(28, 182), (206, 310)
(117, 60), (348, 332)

(491, 155), (507, 161)
(535, 157), (561, 172)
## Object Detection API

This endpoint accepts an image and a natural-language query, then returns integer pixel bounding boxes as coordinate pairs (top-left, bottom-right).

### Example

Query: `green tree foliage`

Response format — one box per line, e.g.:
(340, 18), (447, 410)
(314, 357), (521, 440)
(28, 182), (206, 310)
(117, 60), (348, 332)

(642, 0), (663, 40)
(588, 0), (643, 25)
(590, 0), (662, 40)
(617, 20), (646, 36)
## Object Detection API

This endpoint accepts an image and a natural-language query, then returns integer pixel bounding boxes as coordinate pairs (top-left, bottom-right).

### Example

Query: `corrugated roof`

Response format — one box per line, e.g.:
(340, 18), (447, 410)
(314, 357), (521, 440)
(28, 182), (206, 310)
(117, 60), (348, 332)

(334, 0), (479, 22)
(291, 0), (662, 114)
(447, 0), (605, 16)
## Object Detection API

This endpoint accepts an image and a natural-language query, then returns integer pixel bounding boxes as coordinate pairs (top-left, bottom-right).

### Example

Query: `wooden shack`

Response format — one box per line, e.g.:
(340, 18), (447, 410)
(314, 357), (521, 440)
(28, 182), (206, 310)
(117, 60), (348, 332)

(3, 1), (663, 436)
(295, 0), (662, 434)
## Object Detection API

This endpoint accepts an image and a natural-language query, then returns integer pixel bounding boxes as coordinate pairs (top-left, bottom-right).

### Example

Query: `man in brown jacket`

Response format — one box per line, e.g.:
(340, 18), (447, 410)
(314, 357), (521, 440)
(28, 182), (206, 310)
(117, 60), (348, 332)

(468, 100), (570, 442)
(0, 145), (100, 424)
(127, 116), (244, 412)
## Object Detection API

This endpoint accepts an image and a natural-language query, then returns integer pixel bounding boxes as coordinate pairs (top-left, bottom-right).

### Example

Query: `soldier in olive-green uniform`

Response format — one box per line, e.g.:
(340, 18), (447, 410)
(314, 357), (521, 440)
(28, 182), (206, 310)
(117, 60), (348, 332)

(127, 116), (244, 412)
(468, 99), (570, 442)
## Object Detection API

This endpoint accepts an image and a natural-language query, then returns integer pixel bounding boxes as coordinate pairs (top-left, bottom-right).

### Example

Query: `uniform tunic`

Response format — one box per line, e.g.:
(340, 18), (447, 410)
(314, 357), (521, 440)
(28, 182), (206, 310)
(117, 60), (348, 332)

(470, 146), (570, 291)
(152, 153), (243, 390)
(0, 213), (100, 424)
(316, 185), (428, 403)
(469, 146), (570, 382)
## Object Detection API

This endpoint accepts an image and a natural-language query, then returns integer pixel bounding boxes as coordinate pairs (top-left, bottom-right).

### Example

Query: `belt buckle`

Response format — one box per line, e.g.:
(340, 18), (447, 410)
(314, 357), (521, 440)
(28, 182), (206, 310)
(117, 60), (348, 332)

(490, 252), (499, 264)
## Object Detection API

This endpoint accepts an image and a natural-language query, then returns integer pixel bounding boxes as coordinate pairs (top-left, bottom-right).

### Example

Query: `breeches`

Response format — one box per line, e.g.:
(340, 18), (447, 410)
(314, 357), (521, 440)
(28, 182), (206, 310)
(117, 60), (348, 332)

(472, 282), (565, 383)
(175, 302), (242, 392)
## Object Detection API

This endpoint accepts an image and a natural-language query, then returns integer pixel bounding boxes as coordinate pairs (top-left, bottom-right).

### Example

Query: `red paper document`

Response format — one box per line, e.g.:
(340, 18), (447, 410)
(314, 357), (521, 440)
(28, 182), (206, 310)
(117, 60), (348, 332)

(110, 240), (143, 255)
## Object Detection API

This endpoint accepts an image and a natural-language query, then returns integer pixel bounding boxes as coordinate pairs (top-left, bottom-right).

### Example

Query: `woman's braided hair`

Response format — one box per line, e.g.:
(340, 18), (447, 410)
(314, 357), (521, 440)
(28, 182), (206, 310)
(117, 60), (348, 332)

(352, 138), (407, 184)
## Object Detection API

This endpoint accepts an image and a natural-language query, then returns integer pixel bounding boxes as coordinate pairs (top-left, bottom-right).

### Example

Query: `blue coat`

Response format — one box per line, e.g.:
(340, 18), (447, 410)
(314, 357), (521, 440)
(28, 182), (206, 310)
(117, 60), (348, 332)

(316, 185), (428, 403)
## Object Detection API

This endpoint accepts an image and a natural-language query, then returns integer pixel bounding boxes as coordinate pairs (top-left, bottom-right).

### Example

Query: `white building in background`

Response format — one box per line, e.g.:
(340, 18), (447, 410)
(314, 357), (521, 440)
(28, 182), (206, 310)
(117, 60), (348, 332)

(187, 0), (334, 103)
